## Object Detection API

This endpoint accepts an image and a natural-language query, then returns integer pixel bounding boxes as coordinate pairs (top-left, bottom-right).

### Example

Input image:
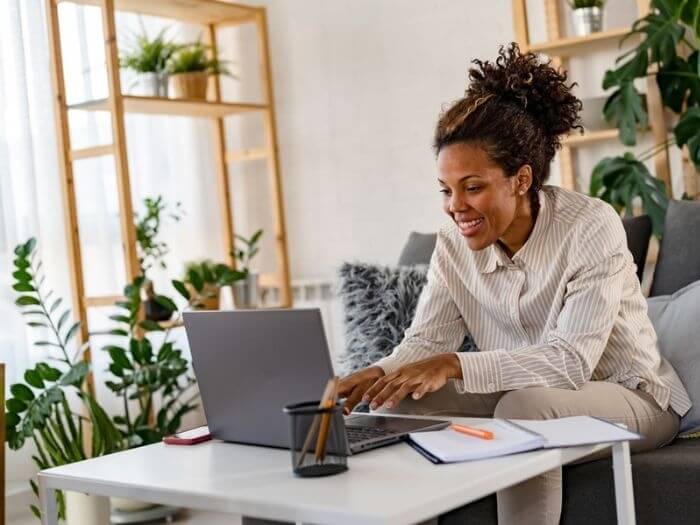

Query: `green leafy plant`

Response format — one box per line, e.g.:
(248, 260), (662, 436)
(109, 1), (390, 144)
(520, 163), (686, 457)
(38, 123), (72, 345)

(167, 40), (232, 76)
(175, 260), (245, 308)
(593, 0), (700, 233)
(5, 239), (123, 520)
(232, 229), (264, 275)
(568, 0), (604, 9)
(590, 152), (669, 236)
(119, 28), (180, 74)
(135, 195), (184, 275)
(103, 276), (199, 447)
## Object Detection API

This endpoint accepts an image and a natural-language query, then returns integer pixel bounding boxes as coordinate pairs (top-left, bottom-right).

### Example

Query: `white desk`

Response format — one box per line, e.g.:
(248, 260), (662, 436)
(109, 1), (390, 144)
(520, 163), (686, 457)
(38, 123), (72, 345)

(38, 417), (636, 525)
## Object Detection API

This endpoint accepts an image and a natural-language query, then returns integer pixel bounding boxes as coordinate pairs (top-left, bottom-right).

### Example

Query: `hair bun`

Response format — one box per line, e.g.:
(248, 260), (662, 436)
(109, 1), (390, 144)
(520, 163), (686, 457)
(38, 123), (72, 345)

(467, 43), (582, 137)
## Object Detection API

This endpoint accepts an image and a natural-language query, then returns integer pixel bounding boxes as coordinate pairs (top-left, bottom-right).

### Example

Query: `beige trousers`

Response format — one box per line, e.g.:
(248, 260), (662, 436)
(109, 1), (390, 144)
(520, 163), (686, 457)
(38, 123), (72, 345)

(382, 381), (679, 525)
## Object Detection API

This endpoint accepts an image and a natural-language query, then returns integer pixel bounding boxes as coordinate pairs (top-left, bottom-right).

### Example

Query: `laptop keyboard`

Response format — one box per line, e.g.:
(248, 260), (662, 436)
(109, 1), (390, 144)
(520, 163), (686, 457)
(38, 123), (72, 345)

(346, 425), (396, 444)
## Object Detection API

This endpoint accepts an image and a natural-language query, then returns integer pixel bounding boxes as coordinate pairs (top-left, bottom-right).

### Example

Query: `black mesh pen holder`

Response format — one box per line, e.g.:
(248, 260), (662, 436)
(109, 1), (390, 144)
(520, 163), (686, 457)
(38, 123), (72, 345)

(284, 401), (348, 477)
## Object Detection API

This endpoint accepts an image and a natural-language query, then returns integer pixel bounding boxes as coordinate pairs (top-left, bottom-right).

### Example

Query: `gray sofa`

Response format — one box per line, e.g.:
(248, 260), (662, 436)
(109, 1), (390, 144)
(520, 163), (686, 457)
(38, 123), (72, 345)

(395, 202), (700, 525)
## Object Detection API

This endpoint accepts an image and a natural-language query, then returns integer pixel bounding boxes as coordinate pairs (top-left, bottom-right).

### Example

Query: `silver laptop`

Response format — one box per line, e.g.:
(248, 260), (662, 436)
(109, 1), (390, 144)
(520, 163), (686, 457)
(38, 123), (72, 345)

(183, 308), (449, 454)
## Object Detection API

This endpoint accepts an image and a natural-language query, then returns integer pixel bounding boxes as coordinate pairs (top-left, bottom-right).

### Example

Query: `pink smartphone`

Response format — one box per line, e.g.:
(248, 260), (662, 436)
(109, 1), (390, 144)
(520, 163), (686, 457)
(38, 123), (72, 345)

(163, 426), (211, 445)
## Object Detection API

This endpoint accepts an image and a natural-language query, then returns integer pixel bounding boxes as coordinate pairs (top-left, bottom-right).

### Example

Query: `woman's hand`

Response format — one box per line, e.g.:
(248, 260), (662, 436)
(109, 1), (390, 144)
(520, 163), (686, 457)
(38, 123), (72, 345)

(362, 354), (462, 411)
(338, 366), (385, 415)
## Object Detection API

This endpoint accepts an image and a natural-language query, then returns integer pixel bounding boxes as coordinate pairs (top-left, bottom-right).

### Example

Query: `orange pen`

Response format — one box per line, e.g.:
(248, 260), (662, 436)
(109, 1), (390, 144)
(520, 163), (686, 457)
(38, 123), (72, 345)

(451, 423), (494, 440)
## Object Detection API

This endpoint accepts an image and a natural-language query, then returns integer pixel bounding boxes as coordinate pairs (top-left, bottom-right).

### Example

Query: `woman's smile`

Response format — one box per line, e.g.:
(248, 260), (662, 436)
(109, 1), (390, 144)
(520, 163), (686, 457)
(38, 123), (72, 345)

(456, 216), (485, 237)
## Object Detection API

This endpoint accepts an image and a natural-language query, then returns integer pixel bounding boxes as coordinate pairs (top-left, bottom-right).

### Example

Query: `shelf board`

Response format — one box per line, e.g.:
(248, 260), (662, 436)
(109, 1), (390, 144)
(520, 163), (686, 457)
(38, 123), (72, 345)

(528, 27), (631, 57)
(68, 96), (269, 118)
(57, 0), (258, 26)
(563, 128), (619, 147)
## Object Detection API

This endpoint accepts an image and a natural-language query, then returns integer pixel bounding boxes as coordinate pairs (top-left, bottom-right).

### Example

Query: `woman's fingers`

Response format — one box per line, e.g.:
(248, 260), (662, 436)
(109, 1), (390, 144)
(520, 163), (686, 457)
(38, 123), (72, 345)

(342, 385), (365, 415)
(368, 376), (412, 410)
(412, 376), (444, 400)
(362, 371), (397, 402)
(383, 380), (420, 409)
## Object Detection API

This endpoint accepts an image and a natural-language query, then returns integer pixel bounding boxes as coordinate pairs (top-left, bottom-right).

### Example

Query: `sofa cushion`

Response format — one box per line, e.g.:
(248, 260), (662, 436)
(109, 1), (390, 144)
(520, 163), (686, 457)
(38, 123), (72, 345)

(651, 199), (700, 297)
(337, 262), (477, 375)
(397, 232), (437, 266)
(647, 279), (700, 434)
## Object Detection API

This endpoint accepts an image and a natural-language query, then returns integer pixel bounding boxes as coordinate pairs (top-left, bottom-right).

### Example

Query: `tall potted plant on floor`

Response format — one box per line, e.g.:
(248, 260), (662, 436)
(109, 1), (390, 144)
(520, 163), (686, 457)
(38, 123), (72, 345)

(4, 239), (123, 522)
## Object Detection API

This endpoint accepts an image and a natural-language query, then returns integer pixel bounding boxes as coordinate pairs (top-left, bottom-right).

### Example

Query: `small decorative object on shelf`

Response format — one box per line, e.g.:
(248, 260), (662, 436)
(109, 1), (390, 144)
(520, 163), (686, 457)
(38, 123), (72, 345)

(167, 40), (232, 100)
(231, 229), (263, 309)
(119, 28), (179, 97)
(568, 0), (604, 37)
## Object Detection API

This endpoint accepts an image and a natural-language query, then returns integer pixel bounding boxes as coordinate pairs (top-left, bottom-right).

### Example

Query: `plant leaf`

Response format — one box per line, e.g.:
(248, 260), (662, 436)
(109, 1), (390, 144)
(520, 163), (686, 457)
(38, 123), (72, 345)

(139, 319), (164, 332)
(50, 297), (63, 314)
(656, 52), (700, 112)
(154, 294), (177, 313)
(13, 283), (35, 292)
(171, 279), (190, 300)
(36, 363), (62, 382)
(590, 153), (669, 237)
(24, 369), (45, 388)
(674, 106), (700, 171)
(63, 321), (81, 344)
(60, 361), (89, 386)
(11, 383), (35, 402)
(603, 81), (648, 146)
(6, 398), (28, 413)
(15, 296), (40, 306)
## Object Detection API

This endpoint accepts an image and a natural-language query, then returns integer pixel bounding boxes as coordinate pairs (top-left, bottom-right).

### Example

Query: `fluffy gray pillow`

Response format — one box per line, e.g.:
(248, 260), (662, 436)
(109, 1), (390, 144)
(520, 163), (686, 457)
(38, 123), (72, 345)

(647, 279), (700, 434)
(337, 262), (477, 376)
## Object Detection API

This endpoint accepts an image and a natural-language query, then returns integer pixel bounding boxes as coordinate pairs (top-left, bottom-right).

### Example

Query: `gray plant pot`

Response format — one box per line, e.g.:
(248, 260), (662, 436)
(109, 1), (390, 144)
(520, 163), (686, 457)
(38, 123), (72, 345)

(233, 271), (260, 309)
(131, 72), (169, 97)
(572, 7), (603, 36)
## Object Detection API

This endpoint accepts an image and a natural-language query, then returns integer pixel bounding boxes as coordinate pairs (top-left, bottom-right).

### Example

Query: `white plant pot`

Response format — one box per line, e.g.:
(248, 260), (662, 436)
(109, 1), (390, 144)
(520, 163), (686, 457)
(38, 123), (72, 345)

(65, 491), (110, 525)
(233, 271), (260, 309)
(130, 72), (169, 97)
(572, 7), (603, 36)
(110, 496), (156, 513)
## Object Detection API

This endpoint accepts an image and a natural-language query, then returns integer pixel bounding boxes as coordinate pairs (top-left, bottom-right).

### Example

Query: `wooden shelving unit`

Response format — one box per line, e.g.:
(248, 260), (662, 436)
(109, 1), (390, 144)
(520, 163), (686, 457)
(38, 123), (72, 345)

(46, 0), (293, 390)
(512, 0), (670, 192)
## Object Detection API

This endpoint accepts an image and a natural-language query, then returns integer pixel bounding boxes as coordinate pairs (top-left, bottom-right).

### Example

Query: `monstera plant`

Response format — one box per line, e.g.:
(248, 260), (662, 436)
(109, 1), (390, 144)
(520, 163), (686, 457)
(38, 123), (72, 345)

(592, 0), (700, 236)
(5, 239), (123, 520)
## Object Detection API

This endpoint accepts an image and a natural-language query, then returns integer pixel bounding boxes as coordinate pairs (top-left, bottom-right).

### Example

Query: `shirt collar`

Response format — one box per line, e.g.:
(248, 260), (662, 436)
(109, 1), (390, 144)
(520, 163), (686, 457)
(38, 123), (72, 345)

(476, 188), (551, 274)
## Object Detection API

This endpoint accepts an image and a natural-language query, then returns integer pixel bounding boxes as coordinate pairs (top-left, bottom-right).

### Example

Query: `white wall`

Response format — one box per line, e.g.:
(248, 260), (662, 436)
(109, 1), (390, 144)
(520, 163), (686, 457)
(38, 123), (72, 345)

(247, 0), (680, 282)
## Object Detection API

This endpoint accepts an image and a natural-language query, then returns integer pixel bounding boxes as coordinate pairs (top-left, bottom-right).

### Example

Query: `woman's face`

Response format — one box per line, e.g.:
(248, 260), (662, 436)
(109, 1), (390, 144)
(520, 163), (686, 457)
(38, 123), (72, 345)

(437, 142), (528, 252)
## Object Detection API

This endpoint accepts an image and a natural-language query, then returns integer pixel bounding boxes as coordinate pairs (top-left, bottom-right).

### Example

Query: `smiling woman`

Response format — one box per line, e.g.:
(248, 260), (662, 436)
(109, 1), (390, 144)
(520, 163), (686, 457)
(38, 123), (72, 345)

(338, 43), (690, 525)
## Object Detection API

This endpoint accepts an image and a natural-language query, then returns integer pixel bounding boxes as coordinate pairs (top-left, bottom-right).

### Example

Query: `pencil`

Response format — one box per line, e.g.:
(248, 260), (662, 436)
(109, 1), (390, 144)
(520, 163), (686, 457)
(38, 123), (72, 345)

(297, 377), (336, 468)
(315, 376), (339, 462)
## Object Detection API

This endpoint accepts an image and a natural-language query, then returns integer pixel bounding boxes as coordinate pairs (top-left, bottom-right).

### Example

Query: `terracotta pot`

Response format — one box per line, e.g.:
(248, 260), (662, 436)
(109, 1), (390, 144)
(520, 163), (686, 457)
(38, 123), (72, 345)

(169, 72), (208, 100)
(186, 283), (220, 310)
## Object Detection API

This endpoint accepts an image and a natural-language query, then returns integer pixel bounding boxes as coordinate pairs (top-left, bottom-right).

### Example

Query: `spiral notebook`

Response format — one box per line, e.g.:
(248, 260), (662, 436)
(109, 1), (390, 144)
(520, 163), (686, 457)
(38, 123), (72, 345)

(408, 416), (641, 464)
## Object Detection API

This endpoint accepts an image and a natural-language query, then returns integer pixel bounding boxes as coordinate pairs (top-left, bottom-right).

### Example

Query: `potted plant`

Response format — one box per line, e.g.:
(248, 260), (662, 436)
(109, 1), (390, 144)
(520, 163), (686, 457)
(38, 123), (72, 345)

(592, 0), (700, 234)
(166, 40), (232, 100)
(179, 260), (246, 310)
(5, 239), (123, 522)
(103, 275), (199, 517)
(134, 195), (184, 321)
(568, 0), (605, 36)
(231, 229), (263, 309)
(119, 28), (179, 97)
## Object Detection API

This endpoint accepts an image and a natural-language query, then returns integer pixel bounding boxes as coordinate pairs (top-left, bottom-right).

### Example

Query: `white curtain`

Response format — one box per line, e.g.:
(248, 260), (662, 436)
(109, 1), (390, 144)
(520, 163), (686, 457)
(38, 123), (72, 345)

(1, 1), (236, 485)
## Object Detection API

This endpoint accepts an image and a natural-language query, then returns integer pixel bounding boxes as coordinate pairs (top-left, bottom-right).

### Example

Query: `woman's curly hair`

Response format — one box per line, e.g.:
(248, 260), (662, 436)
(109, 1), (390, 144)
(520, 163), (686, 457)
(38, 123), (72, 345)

(434, 43), (582, 215)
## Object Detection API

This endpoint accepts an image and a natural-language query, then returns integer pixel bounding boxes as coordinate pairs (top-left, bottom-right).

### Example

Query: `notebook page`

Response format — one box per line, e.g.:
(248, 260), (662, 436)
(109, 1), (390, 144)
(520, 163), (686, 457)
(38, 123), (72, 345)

(409, 420), (545, 463)
(512, 416), (641, 448)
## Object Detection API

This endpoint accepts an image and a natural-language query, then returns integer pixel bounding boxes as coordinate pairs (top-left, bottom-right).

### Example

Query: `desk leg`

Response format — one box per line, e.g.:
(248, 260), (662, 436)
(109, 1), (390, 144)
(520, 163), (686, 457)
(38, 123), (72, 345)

(612, 442), (636, 525)
(38, 477), (59, 525)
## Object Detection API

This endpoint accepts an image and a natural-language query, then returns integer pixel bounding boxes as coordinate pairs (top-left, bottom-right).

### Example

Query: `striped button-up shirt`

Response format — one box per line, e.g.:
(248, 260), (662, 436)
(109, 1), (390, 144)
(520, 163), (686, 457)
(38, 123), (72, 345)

(376, 185), (691, 416)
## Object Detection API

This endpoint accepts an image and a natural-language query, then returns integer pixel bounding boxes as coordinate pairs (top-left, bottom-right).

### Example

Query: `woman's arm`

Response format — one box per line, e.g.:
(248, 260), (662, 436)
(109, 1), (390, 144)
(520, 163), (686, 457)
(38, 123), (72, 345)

(374, 250), (467, 375)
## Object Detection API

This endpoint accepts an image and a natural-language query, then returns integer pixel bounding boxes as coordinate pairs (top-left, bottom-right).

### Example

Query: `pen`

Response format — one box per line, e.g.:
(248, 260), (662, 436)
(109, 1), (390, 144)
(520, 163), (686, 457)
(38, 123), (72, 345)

(451, 423), (494, 440)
